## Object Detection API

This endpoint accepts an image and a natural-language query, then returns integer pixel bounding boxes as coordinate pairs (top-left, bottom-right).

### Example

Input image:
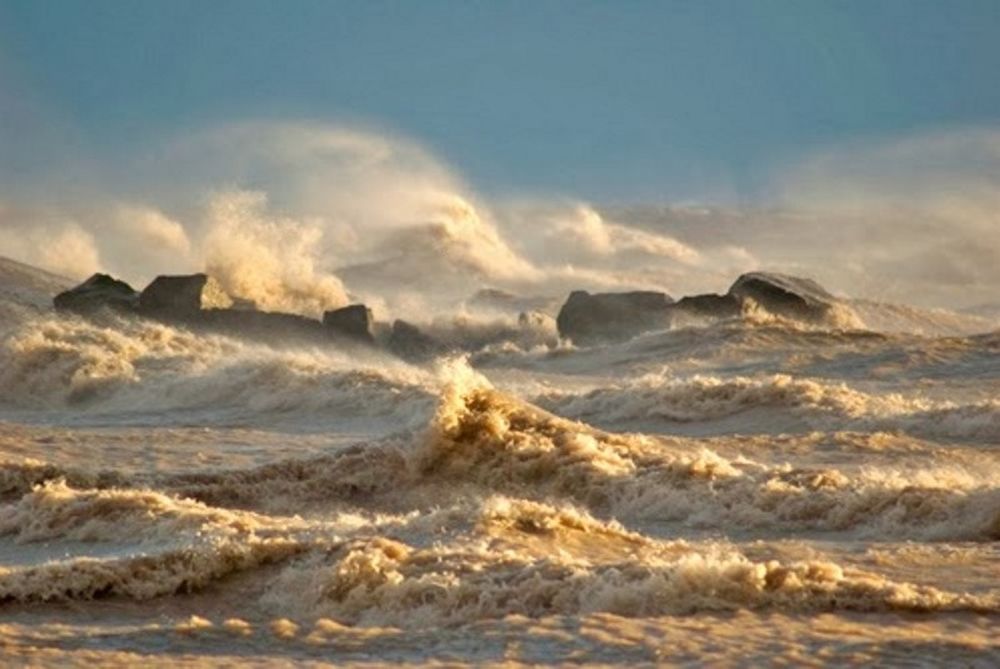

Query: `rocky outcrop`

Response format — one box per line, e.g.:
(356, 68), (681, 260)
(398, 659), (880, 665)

(53, 274), (139, 315)
(323, 304), (375, 343)
(50, 264), (850, 357)
(139, 274), (233, 317)
(136, 273), (344, 345)
(727, 272), (835, 323)
(553, 273), (847, 346)
(51, 270), (385, 351)
(556, 290), (674, 345)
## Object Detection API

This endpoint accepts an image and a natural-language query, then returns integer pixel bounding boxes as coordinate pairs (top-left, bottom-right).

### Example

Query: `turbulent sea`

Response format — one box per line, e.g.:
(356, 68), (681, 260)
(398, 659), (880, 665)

(1, 256), (999, 667)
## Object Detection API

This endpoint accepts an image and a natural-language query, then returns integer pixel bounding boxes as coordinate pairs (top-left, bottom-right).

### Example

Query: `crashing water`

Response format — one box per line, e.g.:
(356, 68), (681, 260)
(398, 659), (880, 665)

(1, 254), (999, 667)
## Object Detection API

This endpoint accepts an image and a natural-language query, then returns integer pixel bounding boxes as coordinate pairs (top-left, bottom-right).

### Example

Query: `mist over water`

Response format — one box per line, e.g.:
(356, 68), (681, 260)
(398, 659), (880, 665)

(4, 121), (1000, 318)
(1, 122), (1000, 666)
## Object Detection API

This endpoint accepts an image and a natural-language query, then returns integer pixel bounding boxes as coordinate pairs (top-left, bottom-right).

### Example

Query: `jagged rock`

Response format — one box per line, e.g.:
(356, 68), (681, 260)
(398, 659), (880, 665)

(323, 304), (375, 343)
(727, 272), (835, 322)
(388, 319), (445, 360)
(53, 274), (139, 315)
(672, 293), (742, 319)
(139, 274), (233, 316)
(556, 290), (674, 345)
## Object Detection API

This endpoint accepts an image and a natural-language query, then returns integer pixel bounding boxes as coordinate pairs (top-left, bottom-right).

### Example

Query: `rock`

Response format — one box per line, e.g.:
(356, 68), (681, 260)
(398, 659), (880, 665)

(139, 274), (233, 317)
(388, 319), (445, 360)
(672, 293), (742, 319)
(727, 272), (835, 322)
(555, 290), (674, 345)
(323, 304), (375, 343)
(53, 273), (139, 315)
(197, 309), (328, 344)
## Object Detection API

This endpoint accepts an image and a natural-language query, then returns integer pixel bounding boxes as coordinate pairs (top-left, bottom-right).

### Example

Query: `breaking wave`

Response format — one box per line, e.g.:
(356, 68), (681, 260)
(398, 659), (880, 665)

(414, 381), (1000, 540)
(263, 502), (995, 627)
(0, 313), (435, 431)
(2, 480), (994, 622)
(1, 251), (998, 643)
(6, 376), (997, 542)
(535, 373), (1000, 441)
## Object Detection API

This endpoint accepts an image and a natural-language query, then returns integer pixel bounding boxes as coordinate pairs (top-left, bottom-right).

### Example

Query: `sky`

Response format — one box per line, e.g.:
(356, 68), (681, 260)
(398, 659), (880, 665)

(3, 0), (1000, 202)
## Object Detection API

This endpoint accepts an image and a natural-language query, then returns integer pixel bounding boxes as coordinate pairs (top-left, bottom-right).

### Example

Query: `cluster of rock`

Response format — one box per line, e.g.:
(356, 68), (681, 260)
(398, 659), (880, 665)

(53, 272), (438, 359)
(555, 272), (841, 345)
(54, 269), (844, 355)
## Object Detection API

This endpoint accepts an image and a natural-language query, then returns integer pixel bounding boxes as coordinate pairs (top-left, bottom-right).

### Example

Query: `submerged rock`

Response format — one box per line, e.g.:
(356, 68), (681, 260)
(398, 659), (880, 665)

(323, 304), (375, 343)
(197, 309), (328, 344)
(556, 290), (674, 345)
(727, 272), (836, 323)
(139, 274), (233, 316)
(53, 274), (139, 315)
(388, 319), (445, 360)
(672, 293), (742, 319)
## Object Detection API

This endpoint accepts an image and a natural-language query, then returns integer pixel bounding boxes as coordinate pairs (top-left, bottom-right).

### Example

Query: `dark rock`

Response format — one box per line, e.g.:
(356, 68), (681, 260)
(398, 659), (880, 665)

(196, 309), (328, 344)
(388, 319), (446, 360)
(672, 293), (742, 319)
(323, 304), (375, 343)
(53, 274), (139, 315)
(556, 290), (674, 345)
(139, 274), (233, 316)
(135, 274), (337, 345)
(727, 272), (835, 322)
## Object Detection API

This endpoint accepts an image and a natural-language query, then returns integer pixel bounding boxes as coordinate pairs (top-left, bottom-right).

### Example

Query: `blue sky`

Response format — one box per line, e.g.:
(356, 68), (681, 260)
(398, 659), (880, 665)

(2, 0), (1000, 201)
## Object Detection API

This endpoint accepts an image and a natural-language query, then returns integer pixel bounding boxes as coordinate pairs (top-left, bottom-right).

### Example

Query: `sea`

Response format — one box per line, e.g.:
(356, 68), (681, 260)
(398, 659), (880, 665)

(1, 251), (998, 667)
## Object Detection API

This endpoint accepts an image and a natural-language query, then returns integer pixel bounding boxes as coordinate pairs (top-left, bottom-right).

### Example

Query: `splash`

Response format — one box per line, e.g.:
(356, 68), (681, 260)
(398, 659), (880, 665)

(0, 213), (100, 280)
(200, 190), (349, 316)
(2, 121), (1000, 664)
(0, 311), (435, 432)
